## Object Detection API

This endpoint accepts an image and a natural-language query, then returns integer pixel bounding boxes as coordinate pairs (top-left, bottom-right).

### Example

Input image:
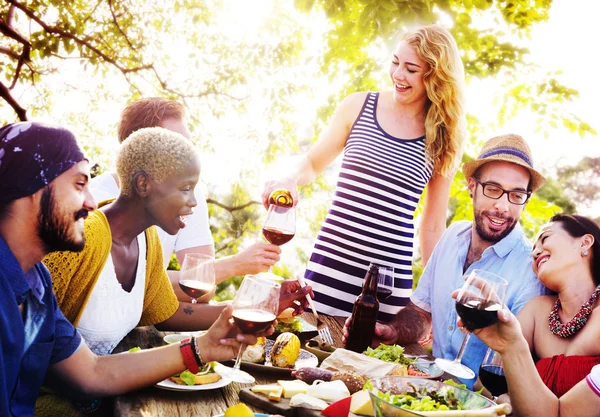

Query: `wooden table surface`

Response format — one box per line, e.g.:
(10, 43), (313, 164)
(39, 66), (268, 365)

(112, 314), (434, 417)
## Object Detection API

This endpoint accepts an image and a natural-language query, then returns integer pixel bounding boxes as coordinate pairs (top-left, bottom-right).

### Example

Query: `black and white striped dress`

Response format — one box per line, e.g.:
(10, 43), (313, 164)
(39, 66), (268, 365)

(304, 92), (434, 322)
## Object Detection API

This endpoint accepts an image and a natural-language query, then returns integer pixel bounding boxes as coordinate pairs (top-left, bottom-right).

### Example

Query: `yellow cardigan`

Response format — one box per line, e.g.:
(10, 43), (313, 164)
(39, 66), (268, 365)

(43, 207), (179, 327)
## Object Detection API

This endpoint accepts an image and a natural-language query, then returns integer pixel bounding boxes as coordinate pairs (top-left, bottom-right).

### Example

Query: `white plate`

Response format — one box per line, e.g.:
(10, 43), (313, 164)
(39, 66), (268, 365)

(155, 363), (231, 391)
(163, 331), (206, 344)
(155, 376), (231, 391)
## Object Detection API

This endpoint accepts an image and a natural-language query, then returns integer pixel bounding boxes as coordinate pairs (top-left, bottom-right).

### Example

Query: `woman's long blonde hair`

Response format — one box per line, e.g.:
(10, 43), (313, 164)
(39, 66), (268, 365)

(403, 25), (466, 177)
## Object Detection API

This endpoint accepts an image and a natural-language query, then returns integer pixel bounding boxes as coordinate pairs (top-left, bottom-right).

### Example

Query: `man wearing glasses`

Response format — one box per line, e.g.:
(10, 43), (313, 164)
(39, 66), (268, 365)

(344, 134), (548, 387)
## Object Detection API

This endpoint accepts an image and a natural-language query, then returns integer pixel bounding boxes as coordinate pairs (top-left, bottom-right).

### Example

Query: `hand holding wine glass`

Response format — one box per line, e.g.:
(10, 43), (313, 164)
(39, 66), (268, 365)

(435, 269), (508, 379)
(178, 254), (215, 304)
(218, 274), (280, 384)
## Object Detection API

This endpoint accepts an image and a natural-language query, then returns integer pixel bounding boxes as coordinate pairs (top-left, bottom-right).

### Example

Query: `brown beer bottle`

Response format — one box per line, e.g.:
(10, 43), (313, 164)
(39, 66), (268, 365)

(268, 188), (294, 208)
(345, 264), (379, 353)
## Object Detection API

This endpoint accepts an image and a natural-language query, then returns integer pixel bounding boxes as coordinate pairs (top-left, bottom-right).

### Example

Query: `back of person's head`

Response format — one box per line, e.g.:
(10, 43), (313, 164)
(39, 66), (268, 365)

(551, 214), (600, 285)
(116, 127), (198, 197)
(402, 24), (466, 177)
(117, 98), (185, 143)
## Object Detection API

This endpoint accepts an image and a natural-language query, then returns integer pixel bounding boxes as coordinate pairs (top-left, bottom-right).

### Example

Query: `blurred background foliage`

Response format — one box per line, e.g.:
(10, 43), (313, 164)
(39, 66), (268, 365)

(1, 0), (597, 297)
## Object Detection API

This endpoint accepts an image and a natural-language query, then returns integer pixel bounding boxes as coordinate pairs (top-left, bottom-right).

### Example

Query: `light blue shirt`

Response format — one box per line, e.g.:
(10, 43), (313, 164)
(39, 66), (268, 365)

(412, 221), (547, 387)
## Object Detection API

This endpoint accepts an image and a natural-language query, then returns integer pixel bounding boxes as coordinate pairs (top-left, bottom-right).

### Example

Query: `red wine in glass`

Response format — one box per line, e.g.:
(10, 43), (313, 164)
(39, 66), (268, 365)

(179, 280), (213, 299)
(376, 287), (393, 301)
(479, 365), (508, 397)
(232, 308), (277, 334)
(262, 227), (294, 246)
(455, 298), (502, 331)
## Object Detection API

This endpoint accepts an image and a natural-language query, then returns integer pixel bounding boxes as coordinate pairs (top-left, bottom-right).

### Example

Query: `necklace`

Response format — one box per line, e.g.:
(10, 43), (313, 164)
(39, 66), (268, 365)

(548, 285), (600, 338)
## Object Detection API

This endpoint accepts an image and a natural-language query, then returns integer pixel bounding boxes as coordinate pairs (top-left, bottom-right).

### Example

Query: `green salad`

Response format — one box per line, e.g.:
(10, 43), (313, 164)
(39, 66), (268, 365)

(366, 380), (463, 412)
(275, 319), (302, 333)
(363, 344), (414, 366)
(175, 362), (218, 386)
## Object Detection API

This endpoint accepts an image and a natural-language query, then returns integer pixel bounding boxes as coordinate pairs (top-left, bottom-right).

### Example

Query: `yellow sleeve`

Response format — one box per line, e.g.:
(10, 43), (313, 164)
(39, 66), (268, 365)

(139, 226), (179, 326)
(43, 210), (111, 324)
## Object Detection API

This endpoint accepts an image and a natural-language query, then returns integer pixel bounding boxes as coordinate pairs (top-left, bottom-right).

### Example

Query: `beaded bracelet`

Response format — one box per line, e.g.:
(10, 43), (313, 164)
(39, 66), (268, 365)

(191, 336), (205, 368)
(586, 364), (600, 397)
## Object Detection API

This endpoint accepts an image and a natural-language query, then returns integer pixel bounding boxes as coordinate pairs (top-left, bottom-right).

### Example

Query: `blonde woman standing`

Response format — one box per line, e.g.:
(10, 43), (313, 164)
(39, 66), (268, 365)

(262, 25), (466, 321)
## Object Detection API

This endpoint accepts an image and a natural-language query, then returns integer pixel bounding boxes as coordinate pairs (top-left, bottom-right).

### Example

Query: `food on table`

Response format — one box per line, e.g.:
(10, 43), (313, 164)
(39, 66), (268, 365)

(350, 390), (374, 416)
(277, 379), (309, 398)
(320, 348), (404, 379)
(250, 384), (284, 402)
(169, 362), (222, 386)
(363, 343), (413, 366)
(271, 332), (301, 368)
(224, 403), (253, 417)
(368, 380), (464, 411)
(288, 393), (329, 410)
(292, 367), (334, 384)
(321, 396), (352, 417)
(330, 371), (367, 394)
(241, 336), (267, 363)
(275, 308), (303, 333)
(307, 338), (336, 353)
(306, 380), (350, 402)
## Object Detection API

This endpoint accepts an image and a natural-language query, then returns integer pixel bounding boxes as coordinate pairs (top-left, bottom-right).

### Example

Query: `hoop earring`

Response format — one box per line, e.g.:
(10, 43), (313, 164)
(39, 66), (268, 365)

(582, 249), (589, 257)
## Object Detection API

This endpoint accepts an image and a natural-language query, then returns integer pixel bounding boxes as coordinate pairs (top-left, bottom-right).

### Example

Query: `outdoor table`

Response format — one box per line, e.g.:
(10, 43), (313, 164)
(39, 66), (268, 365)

(112, 313), (436, 417)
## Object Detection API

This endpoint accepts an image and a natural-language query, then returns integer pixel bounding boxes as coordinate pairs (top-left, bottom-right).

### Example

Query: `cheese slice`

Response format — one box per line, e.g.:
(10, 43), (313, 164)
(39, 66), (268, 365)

(350, 389), (374, 416)
(277, 380), (309, 398)
(289, 393), (329, 410)
(306, 380), (350, 403)
(251, 384), (282, 394)
(268, 386), (284, 402)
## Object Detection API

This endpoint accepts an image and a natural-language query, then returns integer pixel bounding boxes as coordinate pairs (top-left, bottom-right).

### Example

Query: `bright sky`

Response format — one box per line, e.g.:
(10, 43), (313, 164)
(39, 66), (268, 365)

(467, 0), (600, 176)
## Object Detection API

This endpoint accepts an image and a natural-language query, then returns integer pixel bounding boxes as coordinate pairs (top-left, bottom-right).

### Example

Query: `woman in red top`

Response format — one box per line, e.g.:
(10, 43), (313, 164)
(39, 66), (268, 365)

(463, 214), (600, 417)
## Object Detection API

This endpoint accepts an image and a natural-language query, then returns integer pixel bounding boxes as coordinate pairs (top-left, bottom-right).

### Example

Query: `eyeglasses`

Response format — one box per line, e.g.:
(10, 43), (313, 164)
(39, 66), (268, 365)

(473, 178), (531, 205)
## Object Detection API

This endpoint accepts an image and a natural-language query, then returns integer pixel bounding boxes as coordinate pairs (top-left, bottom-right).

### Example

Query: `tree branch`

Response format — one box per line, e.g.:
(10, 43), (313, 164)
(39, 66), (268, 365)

(0, 46), (20, 60)
(7, 0), (148, 77)
(206, 199), (262, 212)
(0, 80), (27, 121)
(108, 0), (136, 50)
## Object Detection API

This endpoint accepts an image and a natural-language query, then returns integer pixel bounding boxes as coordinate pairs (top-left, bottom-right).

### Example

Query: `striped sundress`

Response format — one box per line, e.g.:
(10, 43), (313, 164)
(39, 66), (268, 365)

(304, 92), (434, 322)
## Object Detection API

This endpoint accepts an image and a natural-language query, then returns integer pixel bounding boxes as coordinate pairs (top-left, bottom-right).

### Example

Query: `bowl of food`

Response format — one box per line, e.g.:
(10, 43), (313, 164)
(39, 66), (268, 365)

(304, 339), (336, 363)
(367, 376), (495, 416)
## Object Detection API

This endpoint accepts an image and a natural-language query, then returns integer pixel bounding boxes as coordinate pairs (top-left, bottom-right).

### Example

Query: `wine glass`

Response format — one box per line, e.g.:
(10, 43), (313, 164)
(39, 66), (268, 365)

(479, 347), (508, 398)
(435, 269), (507, 379)
(262, 204), (295, 247)
(177, 254), (215, 304)
(219, 274), (280, 384)
(377, 266), (394, 301)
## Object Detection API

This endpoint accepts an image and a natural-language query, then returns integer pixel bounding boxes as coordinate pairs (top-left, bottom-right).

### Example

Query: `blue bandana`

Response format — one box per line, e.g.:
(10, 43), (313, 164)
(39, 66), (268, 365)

(0, 122), (86, 204)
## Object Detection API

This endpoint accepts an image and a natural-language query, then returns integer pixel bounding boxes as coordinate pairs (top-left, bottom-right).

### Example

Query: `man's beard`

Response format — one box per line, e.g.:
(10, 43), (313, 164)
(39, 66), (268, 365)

(37, 187), (88, 253)
(473, 208), (518, 243)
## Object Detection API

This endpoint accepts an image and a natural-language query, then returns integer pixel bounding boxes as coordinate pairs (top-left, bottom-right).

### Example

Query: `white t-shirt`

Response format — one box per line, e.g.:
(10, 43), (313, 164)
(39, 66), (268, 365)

(90, 172), (213, 267)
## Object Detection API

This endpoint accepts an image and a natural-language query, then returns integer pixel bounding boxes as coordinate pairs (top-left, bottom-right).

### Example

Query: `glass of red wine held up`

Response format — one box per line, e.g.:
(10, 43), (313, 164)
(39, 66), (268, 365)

(218, 274), (280, 384)
(178, 253), (215, 304)
(262, 204), (295, 246)
(434, 269), (507, 379)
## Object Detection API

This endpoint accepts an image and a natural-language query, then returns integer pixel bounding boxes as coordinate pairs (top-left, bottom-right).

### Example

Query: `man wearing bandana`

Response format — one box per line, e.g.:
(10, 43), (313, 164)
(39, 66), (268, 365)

(0, 122), (270, 417)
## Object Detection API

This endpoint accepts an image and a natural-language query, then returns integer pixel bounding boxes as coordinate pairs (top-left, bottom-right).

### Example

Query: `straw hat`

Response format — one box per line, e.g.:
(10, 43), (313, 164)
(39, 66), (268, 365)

(462, 134), (546, 192)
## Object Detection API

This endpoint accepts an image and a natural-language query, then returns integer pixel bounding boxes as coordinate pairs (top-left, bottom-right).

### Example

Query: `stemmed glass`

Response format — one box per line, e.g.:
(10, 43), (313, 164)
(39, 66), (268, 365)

(479, 347), (508, 398)
(377, 266), (394, 301)
(218, 274), (280, 384)
(435, 269), (507, 379)
(262, 204), (296, 247)
(177, 253), (215, 304)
